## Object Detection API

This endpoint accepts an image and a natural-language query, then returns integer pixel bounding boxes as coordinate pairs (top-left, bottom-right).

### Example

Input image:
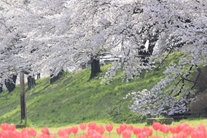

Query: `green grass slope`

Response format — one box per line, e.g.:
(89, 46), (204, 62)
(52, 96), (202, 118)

(0, 52), (186, 127)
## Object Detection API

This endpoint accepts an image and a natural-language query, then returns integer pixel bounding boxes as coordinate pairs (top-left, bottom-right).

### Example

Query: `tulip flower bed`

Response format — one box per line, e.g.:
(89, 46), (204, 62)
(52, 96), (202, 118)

(0, 122), (207, 138)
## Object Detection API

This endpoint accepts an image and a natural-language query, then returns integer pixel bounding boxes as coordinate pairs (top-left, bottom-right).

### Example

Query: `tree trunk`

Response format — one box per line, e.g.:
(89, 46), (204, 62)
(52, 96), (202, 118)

(27, 75), (35, 90)
(37, 73), (40, 79)
(90, 57), (101, 79)
(50, 69), (63, 84)
(5, 74), (17, 92)
(0, 84), (3, 93)
(138, 46), (150, 66)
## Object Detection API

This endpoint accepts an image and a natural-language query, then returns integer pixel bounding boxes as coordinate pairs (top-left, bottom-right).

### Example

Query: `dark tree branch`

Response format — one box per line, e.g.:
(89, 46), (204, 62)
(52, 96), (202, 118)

(156, 46), (174, 69)
(170, 65), (194, 97)
(190, 65), (202, 89)
(171, 78), (182, 96)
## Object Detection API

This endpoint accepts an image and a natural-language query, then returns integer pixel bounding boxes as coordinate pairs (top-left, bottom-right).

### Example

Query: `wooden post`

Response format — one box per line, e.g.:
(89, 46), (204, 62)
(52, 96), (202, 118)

(20, 71), (27, 125)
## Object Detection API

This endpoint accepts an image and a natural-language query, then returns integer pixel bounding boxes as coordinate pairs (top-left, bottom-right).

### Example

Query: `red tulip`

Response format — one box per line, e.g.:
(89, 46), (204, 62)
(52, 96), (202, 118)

(37, 133), (48, 138)
(116, 127), (122, 135)
(92, 132), (102, 138)
(133, 127), (141, 135)
(122, 129), (131, 138)
(152, 122), (161, 131)
(96, 125), (105, 135)
(1, 130), (10, 138)
(58, 129), (67, 137)
(160, 124), (169, 133)
(119, 124), (127, 132)
(14, 131), (22, 138)
(80, 123), (87, 130)
(142, 127), (153, 137)
(190, 125), (207, 138)
(71, 126), (78, 134)
(169, 126), (180, 134)
(106, 124), (113, 132)
(198, 125), (207, 137)
(197, 125), (207, 131)
(137, 133), (146, 138)
(190, 130), (200, 138)
(86, 128), (95, 136)
(182, 126), (193, 135)
(27, 128), (37, 137)
(21, 128), (29, 136)
(64, 127), (71, 135)
(177, 123), (190, 132)
(15, 131), (22, 138)
(41, 127), (50, 135)
(127, 125), (134, 131)
(1, 123), (9, 130)
(8, 124), (16, 131)
(88, 122), (97, 129)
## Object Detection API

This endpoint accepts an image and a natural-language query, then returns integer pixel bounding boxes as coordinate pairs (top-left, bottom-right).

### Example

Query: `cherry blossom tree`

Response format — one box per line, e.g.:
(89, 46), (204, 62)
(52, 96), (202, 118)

(123, 0), (207, 116)
(45, 0), (116, 79)
(0, 0), (27, 91)
(28, 0), (128, 79)
(0, 0), (69, 89)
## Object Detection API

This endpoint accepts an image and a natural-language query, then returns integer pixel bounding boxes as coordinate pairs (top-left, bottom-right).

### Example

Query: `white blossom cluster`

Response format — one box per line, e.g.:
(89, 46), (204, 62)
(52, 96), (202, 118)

(127, 82), (195, 116)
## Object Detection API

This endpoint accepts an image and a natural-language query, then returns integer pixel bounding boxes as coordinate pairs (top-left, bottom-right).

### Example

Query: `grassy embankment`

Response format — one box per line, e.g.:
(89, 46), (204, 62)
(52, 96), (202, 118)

(0, 52), (202, 127)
